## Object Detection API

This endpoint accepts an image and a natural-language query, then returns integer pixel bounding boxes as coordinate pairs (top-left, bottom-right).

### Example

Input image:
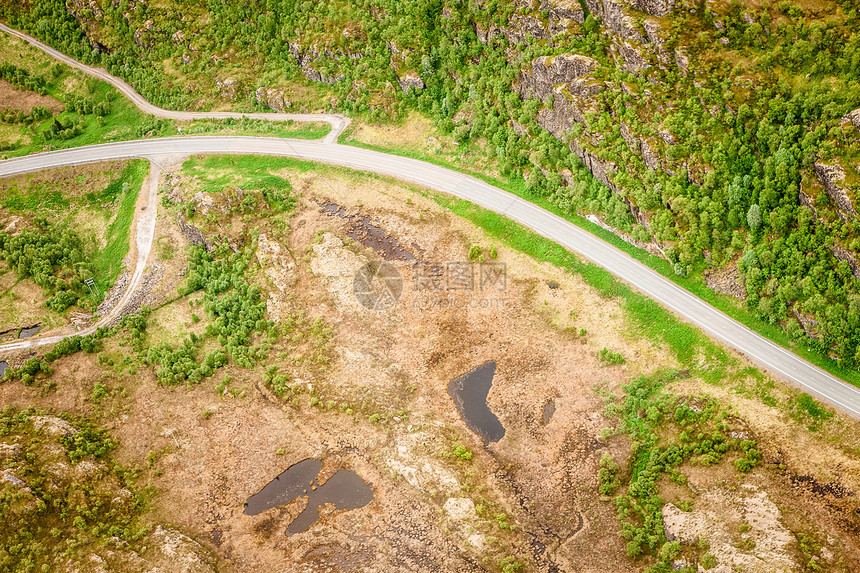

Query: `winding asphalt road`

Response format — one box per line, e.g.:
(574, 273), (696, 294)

(2, 26), (860, 419)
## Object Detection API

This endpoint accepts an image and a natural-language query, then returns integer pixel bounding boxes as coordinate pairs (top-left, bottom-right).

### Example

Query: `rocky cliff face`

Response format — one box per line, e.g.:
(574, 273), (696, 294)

(519, 53), (599, 102)
(814, 162), (856, 220)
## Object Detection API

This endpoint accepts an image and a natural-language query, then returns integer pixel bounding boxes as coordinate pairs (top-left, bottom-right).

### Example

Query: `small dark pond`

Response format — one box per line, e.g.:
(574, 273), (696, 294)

(541, 400), (556, 426)
(244, 458), (373, 536)
(0, 361), (7, 378)
(448, 361), (505, 444)
(18, 325), (41, 338)
(287, 469), (374, 535)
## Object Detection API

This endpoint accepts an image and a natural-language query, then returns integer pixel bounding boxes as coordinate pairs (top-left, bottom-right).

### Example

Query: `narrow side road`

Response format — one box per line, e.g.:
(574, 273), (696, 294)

(0, 23), (350, 143)
(0, 157), (163, 351)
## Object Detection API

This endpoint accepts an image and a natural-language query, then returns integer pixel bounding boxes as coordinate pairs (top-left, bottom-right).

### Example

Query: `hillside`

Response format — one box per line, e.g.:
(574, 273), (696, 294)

(3, 0), (859, 367)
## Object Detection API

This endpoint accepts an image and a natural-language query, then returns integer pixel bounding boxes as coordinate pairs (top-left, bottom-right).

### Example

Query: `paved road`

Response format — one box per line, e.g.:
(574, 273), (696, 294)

(2, 24), (860, 419)
(3, 137), (860, 418)
(0, 23), (350, 143)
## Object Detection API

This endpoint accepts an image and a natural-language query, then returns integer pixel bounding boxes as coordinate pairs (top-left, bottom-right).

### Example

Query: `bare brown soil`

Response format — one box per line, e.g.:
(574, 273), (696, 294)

(0, 79), (63, 114)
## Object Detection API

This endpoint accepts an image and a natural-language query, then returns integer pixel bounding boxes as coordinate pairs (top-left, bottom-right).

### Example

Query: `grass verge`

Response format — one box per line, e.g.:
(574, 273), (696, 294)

(90, 160), (148, 290)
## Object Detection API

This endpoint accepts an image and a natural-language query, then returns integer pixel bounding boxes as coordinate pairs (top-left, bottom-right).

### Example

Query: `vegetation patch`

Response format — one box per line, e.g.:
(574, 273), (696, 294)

(0, 406), (148, 572)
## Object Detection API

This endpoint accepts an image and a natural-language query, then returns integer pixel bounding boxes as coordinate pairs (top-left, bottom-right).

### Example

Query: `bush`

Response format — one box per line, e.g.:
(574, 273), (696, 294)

(599, 347), (626, 365)
(452, 444), (472, 460)
(598, 453), (620, 495)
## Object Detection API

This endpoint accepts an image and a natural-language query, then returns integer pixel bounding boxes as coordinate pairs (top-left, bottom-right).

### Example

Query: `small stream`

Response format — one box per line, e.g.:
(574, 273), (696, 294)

(244, 459), (373, 536)
(447, 361), (505, 444)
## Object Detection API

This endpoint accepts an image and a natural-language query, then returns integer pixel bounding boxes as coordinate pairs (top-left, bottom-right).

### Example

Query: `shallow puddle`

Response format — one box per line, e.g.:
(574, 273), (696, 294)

(18, 325), (41, 338)
(244, 459), (373, 536)
(0, 361), (6, 378)
(448, 361), (505, 444)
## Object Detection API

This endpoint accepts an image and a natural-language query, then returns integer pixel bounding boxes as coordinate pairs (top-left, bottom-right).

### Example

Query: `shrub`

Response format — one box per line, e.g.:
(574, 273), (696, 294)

(598, 453), (620, 495)
(599, 347), (626, 365)
(452, 444), (472, 460)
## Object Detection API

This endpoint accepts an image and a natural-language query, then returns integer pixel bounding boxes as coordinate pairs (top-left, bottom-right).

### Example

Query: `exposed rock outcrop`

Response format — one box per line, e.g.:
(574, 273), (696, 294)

(641, 138), (660, 170)
(520, 53), (599, 102)
(842, 108), (860, 133)
(534, 81), (602, 138)
(614, 39), (650, 74)
(662, 485), (799, 572)
(619, 122), (639, 155)
(32, 416), (78, 438)
(215, 77), (237, 101)
(1, 469), (29, 490)
(147, 526), (216, 573)
(288, 42), (344, 85)
(541, 0), (586, 23)
(0, 443), (22, 462)
(643, 20), (671, 64)
(177, 213), (211, 251)
(829, 245), (860, 279)
(570, 140), (617, 189)
(396, 71), (425, 92)
(674, 48), (689, 73)
(255, 87), (292, 112)
(628, 0), (674, 17)
(502, 14), (551, 44)
(814, 162), (856, 219)
(582, 0), (647, 42)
